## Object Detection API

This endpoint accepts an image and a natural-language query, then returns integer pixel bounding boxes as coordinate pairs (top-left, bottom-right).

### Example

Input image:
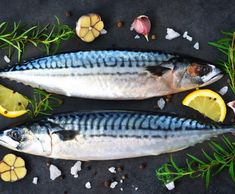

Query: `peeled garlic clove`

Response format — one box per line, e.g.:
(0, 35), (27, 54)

(131, 15), (151, 41)
(76, 13), (104, 43)
(78, 15), (91, 28)
(227, 100), (235, 114)
(94, 21), (104, 31)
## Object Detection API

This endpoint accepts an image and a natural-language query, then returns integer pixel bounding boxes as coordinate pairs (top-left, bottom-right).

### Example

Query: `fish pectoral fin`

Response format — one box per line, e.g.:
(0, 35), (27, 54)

(52, 130), (77, 141)
(145, 65), (171, 76)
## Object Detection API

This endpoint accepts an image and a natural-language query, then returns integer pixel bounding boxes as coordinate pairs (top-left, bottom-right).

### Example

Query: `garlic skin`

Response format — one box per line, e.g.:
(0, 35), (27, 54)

(131, 15), (151, 41)
(227, 100), (235, 115)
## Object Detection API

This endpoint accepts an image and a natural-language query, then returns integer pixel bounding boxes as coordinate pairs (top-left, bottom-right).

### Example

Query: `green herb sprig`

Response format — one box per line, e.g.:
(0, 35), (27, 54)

(0, 17), (75, 62)
(27, 89), (63, 118)
(156, 136), (235, 188)
(209, 31), (235, 94)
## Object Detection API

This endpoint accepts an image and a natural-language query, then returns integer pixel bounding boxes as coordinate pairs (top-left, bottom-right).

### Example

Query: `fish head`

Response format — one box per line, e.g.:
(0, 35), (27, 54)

(171, 57), (223, 90)
(0, 125), (52, 156)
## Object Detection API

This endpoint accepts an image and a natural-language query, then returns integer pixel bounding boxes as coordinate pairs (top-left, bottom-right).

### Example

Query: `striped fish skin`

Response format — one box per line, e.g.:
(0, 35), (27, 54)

(0, 51), (222, 99)
(0, 111), (233, 160)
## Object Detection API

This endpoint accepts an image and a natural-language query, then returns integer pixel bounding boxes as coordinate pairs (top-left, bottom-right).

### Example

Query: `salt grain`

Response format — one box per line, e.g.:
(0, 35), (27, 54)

(218, 86), (228, 96)
(165, 28), (180, 40)
(120, 179), (123, 183)
(193, 42), (199, 50)
(49, 164), (62, 180)
(183, 31), (193, 41)
(110, 181), (118, 189)
(134, 35), (140, 39)
(32, 177), (38, 184)
(165, 181), (175, 190)
(157, 98), (166, 110)
(100, 29), (107, 35)
(108, 167), (116, 174)
(3, 55), (10, 63)
(120, 187), (123, 191)
(135, 187), (139, 191)
(85, 182), (91, 189)
(70, 161), (82, 178)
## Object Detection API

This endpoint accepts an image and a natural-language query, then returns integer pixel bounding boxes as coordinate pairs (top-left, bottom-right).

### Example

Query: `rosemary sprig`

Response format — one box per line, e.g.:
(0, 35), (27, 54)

(156, 136), (235, 188)
(209, 31), (235, 94)
(0, 17), (75, 62)
(27, 89), (63, 118)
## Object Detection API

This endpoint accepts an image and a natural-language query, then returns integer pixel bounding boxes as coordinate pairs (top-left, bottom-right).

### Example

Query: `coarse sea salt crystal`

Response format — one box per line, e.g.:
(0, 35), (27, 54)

(49, 164), (62, 180)
(165, 181), (175, 190)
(110, 181), (118, 189)
(165, 28), (180, 40)
(183, 31), (193, 41)
(108, 167), (116, 173)
(70, 161), (82, 178)
(134, 34), (140, 39)
(85, 182), (91, 189)
(157, 98), (166, 110)
(32, 177), (38, 184)
(120, 187), (123, 191)
(193, 42), (199, 50)
(218, 86), (228, 96)
(3, 55), (10, 63)
(100, 29), (107, 35)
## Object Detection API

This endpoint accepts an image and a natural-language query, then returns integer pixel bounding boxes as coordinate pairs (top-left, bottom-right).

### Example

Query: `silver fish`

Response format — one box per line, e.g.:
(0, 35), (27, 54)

(0, 51), (222, 99)
(0, 111), (233, 160)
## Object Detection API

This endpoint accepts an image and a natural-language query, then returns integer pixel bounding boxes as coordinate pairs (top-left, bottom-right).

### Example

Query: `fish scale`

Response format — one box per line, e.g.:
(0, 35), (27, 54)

(0, 111), (233, 160)
(0, 50), (222, 99)
(42, 112), (216, 137)
(7, 51), (171, 72)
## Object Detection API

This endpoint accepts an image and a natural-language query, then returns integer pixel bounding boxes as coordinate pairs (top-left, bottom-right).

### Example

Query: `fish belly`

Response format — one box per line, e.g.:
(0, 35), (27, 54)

(49, 132), (221, 160)
(0, 69), (173, 99)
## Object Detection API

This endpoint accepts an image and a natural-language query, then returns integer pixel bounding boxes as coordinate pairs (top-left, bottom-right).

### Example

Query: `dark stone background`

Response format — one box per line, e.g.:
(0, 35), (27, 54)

(0, 0), (234, 193)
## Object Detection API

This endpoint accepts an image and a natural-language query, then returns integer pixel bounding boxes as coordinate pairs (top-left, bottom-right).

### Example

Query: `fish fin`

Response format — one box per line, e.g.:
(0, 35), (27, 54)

(145, 65), (171, 76)
(52, 130), (77, 141)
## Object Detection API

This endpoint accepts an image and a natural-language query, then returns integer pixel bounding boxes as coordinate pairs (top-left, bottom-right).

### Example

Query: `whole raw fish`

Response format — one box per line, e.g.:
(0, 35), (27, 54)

(0, 111), (233, 160)
(0, 51), (222, 99)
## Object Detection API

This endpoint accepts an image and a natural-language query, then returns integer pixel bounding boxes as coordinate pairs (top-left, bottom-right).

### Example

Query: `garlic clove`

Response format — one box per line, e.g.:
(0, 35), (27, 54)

(227, 100), (235, 114)
(90, 14), (101, 26)
(131, 15), (151, 41)
(92, 28), (100, 38)
(94, 21), (104, 31)
(78, 15), (91, 28)
(82, 31), (95, 42)
(78, 28), (89, 38)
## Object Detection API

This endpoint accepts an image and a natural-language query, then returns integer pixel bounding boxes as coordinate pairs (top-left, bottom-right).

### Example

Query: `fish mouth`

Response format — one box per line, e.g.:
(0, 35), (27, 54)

(201, 64), (223, 86)
(0, 131), (19, 149)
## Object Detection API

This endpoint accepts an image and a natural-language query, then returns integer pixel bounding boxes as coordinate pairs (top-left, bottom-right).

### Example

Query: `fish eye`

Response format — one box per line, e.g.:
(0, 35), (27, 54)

(199, 65), (211, 76)
(8, 129), (22, 142)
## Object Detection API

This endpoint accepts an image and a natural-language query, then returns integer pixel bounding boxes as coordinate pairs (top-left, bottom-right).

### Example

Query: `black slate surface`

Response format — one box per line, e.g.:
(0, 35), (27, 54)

(0, 0), (235, 193)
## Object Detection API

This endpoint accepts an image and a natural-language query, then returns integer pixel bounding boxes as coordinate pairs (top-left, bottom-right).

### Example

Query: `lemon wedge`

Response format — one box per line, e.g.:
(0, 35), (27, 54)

(0, 84), (29, 118)
(182, 89), (227, 122)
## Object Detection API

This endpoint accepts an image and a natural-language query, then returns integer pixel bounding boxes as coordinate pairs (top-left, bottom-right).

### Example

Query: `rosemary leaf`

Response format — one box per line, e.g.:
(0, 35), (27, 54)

(209, 31), (235, 94)
(156, 136), (235, 188)
(0, 17), (75, 62)
(27, 89), (62, 118)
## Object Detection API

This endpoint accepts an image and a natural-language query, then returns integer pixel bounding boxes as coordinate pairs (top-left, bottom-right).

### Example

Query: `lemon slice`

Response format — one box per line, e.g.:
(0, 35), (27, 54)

(0, 84), (29, 118)
(182, 89), (227, 122)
